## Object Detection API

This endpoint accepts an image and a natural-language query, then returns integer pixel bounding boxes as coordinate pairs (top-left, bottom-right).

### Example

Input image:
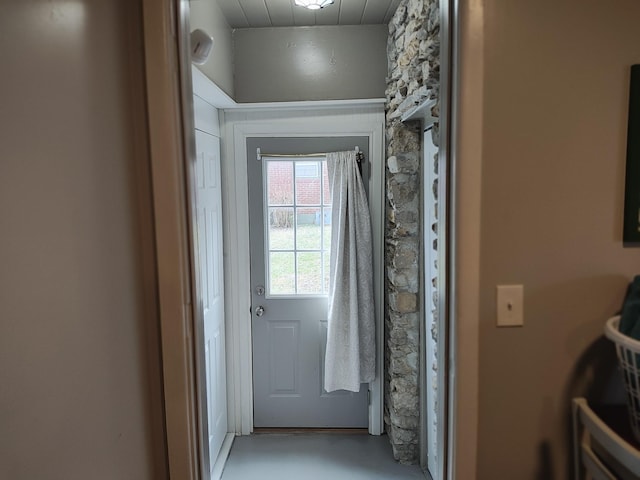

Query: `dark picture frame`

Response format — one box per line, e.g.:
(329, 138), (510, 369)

(624, 65), (640, 244)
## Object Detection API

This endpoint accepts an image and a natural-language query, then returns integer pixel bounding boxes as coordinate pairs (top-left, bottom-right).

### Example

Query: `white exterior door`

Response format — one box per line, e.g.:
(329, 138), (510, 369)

(247, 136), (369, 428)
(194, 128), (227, 468)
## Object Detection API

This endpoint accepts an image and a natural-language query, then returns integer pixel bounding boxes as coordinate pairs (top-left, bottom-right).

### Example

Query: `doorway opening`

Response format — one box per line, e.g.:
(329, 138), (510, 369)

(142, 0), (463, 478)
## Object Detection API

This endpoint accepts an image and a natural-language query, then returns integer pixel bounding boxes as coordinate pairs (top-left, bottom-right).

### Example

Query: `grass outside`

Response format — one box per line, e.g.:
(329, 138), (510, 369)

(268, 224), (331, 294)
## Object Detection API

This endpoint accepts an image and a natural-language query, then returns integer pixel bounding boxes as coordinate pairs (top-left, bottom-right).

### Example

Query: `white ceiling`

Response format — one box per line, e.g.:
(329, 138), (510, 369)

(215, 0), (401, 28)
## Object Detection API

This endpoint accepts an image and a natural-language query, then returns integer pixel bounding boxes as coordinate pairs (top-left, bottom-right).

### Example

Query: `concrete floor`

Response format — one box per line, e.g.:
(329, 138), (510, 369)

(221, 433), (425, 480)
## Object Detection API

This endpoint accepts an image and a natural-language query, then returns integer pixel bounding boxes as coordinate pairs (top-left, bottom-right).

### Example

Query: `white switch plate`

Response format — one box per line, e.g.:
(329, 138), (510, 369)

(496, 285), (524, 327)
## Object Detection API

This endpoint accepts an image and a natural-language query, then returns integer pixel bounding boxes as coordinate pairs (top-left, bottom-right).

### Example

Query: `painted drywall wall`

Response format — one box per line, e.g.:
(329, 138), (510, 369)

(0, 1), (166, 479)
(190, 0), (234, 97)
(467, 0), (640, 478)
(233, 26), (388, 103)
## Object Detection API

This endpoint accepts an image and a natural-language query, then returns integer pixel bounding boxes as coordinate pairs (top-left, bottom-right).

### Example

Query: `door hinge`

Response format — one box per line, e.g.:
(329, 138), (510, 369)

(368, 390), (371, 405)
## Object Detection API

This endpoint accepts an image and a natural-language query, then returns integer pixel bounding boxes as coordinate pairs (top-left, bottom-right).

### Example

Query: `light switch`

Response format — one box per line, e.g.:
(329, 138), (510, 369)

(496, 285), (524, 327)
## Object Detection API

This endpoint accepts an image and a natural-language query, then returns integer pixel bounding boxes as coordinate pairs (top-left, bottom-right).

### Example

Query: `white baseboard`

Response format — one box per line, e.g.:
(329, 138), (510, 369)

(211, 433), (236, 480)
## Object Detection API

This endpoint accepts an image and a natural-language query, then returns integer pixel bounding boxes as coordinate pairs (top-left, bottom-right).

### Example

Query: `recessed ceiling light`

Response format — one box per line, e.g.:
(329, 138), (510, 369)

(294, 0), (335, 10)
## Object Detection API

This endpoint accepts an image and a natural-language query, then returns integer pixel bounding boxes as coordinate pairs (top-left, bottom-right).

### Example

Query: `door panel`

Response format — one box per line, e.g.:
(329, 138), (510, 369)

(248, 137), (370, 428)
(194, 129), (227, 467)
(267, 320), (300, 395)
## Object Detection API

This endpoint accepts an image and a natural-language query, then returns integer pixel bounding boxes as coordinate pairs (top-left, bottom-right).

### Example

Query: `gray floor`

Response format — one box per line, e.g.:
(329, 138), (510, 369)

(221, 433), (425, 480)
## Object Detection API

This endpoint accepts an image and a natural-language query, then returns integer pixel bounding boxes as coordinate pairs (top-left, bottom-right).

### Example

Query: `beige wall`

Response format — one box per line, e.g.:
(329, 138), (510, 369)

(233, 25), (387, 103)
(190, 0), (234, 97)
(0, 1), (166, 479)
(462, 0), (640, 478)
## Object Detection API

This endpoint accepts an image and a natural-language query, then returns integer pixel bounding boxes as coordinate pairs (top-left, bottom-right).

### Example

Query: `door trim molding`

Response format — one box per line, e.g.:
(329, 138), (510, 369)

(450, 0), (481, 478)
(221, 107), (385, 435)
(141, 0), (199, 478)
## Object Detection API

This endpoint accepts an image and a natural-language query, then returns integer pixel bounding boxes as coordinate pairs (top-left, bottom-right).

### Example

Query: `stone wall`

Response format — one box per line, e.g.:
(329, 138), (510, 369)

(384, 0), (440, 464)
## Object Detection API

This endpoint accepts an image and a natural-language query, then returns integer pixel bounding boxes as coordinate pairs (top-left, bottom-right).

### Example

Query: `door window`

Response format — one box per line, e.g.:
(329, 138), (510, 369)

(265, 159), (331, 296)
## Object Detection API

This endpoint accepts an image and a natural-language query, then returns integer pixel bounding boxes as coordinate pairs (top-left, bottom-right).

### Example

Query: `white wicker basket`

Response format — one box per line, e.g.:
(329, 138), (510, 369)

(604, 315), (640, 443)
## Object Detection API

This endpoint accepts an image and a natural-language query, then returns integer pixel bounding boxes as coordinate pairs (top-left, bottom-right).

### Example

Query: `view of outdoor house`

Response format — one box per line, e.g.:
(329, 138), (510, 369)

(266, 159), (332, 295)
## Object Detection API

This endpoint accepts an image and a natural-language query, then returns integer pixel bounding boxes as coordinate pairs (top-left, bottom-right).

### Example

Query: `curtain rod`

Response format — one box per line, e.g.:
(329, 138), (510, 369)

(256, 146), (362, 161)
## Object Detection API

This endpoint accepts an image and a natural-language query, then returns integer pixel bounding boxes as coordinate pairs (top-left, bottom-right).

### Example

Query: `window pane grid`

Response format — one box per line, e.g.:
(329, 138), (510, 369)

(265, 158), (330, 296)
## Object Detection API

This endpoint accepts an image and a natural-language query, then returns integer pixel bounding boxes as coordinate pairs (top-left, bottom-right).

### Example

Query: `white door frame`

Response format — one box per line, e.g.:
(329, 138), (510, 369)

(220, 105), (386, 435)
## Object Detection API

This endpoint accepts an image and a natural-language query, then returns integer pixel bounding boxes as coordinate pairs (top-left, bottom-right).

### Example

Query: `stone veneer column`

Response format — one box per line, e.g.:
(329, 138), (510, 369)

(384, 0), (440, 464)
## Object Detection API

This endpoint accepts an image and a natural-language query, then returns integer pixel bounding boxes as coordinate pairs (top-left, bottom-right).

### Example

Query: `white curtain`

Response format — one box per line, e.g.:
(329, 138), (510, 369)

(324, 150), (375, 393)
